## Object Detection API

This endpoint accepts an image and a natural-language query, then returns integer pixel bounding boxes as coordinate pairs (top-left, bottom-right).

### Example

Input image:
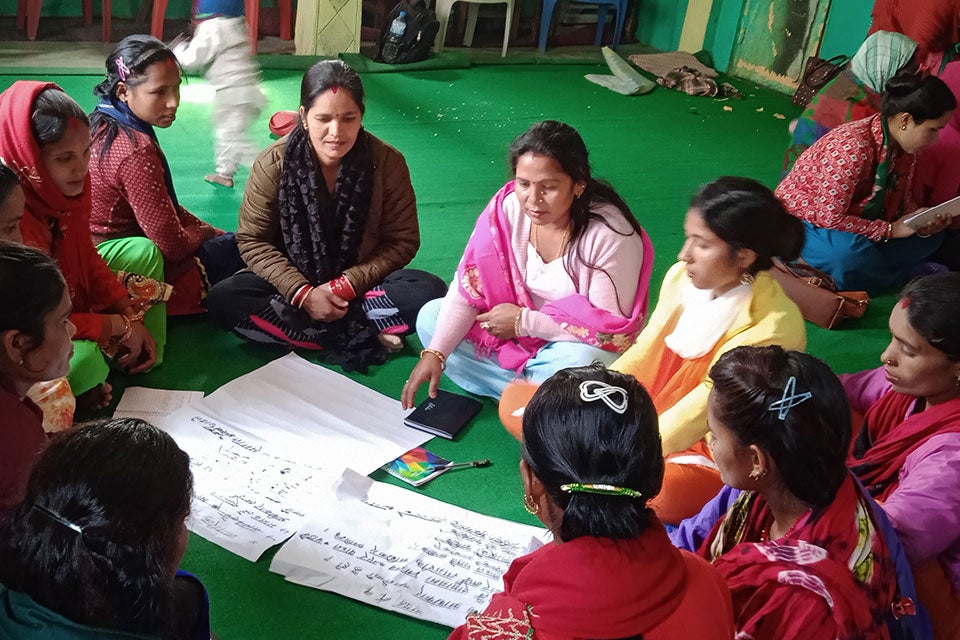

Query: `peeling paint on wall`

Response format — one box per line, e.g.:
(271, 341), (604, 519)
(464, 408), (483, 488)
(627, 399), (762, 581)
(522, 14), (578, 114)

(730, 0), (830, 93)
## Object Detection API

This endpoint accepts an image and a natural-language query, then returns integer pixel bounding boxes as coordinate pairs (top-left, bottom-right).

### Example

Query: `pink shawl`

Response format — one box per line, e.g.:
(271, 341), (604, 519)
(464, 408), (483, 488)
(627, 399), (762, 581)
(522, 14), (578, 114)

(456, 181), (654, 372)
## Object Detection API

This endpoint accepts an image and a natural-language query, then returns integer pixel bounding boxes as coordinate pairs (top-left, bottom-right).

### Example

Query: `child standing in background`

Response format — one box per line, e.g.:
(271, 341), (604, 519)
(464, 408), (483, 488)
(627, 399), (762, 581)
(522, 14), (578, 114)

(172, 0), (267, 188)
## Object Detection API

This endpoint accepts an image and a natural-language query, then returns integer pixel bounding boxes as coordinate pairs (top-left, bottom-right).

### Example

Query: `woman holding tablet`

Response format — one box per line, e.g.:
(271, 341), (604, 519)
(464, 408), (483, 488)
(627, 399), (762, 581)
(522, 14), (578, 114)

(776, 70), (956, 294)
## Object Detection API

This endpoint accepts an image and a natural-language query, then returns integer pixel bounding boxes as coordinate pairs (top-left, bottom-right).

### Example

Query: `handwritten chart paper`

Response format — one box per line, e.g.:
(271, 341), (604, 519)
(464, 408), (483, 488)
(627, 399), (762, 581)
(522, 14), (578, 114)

(181, 353), (429, 473)
(113, 387), (204, 421)
(270, 469), (551, 627)
(154, 354), (430, 561)
(155, 412), (327, 561)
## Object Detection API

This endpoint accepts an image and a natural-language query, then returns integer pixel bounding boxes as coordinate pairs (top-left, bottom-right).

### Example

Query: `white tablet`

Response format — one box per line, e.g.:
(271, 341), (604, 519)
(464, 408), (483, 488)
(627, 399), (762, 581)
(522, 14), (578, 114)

(901, 194), (960, 230)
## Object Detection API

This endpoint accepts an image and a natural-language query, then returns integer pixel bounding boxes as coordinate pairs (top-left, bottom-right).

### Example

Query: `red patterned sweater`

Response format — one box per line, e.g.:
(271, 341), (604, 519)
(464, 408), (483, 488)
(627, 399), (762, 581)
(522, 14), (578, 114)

(776, 114), (918, 242)
(89, 127), (210, 280)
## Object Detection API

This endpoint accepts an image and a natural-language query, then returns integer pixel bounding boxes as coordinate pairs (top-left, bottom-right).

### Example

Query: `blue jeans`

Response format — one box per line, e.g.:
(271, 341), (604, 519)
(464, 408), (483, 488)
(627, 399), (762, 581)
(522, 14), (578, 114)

(416, 297), (618, 400)
(800, 221), (944, 294)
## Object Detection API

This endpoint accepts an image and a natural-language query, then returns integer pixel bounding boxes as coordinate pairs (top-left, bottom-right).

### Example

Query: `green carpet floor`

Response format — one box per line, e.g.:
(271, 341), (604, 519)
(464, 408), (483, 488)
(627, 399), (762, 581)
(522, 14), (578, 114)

(0, 63), (895, 639)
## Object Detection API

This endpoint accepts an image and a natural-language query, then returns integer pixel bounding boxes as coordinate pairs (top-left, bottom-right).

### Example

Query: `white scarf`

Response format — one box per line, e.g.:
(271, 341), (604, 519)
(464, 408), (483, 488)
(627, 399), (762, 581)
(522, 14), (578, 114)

(664, 281), (752, 359)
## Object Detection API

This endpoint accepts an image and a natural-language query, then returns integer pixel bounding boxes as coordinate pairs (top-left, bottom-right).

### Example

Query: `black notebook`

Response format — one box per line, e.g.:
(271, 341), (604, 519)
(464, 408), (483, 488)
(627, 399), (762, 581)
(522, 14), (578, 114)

(403, 390), (482, 440)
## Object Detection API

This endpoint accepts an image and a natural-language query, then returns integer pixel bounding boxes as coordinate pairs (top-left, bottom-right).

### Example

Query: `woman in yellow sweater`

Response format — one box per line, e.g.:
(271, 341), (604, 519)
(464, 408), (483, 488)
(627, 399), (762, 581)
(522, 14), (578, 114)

(500, 177), (806, 524)
(612, 176), (806, 523)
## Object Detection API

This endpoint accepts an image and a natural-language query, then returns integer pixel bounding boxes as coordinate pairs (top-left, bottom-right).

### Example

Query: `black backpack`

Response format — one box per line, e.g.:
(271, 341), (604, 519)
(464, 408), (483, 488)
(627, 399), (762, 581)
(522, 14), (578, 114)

(375, 0), (439, 64)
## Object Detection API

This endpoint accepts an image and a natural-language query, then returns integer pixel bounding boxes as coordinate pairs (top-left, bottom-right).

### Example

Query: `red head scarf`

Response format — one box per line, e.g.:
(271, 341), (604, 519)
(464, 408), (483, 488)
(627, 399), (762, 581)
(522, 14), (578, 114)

(0, 80), (92, 223)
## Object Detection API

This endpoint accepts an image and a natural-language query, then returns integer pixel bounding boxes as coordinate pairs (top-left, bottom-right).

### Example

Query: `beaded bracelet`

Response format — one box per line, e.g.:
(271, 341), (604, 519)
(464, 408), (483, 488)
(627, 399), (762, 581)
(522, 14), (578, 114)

(420, 348), (446, 370)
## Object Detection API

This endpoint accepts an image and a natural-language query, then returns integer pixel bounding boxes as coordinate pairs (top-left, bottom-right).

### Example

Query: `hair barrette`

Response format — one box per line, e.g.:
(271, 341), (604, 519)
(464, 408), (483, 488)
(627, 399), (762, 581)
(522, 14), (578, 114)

(579, 380), (628, 414)
(31, 503), (83, 535)
(767, 375), (812, 420)
(560, 483), (642, 498)
(116, 57), (130, 82)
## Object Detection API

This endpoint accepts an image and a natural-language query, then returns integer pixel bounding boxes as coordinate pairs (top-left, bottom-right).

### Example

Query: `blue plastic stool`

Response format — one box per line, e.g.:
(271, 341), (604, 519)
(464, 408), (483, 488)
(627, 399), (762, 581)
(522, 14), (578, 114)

(538, 0), (628, 51)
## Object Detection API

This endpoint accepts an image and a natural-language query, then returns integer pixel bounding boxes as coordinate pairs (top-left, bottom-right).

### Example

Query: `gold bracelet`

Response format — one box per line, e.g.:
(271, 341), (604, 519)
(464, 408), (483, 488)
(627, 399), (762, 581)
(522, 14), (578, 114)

(119, 314), (134, 343)
(420, 348), (446, 371)
(513, 309), (523, 338)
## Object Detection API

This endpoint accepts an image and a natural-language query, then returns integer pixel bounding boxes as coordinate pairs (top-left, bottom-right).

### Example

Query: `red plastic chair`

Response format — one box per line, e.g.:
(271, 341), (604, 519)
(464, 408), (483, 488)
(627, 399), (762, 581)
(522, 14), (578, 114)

(151, 0), (292, 53)
(245, 0), (293, 53)
(17, 0), (112, 41)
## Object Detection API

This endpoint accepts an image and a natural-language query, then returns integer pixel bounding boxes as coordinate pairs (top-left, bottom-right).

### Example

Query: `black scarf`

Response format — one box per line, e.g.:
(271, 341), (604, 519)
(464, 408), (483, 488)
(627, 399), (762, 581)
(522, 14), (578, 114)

(276, 126), (384, 372)
(279, 125), (374, 281)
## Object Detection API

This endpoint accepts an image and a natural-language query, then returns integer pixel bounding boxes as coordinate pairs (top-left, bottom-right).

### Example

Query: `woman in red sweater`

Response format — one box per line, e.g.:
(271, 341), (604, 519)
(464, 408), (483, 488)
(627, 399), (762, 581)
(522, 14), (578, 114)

(0, 242), (73, 514)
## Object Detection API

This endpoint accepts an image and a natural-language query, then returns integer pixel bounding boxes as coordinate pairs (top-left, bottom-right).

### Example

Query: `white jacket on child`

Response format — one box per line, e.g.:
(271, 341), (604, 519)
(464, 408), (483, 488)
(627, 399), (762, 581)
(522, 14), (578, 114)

(173, 16), (261, 92)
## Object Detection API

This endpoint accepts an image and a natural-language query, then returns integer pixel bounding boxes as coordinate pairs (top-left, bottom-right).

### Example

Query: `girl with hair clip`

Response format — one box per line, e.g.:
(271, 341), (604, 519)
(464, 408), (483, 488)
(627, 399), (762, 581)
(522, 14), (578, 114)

(777, 70), (958, 294)
(403, 120), (654, 407)
(0, 241), (74, 515)
(0, 81), (161, 410)
(672, 346), (899, 640)
(0, 417), (210, 640)
(89, 34), (243, 317)
(448, 364), (734, 640)
(844, 272), (960, 638)
(206, 59), (444, 373)
(0, 162), (25, 243)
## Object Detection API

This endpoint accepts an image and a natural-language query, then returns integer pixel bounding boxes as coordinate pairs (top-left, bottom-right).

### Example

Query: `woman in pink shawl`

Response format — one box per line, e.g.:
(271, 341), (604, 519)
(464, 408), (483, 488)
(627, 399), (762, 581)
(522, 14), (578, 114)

(401, 121), (654, 406)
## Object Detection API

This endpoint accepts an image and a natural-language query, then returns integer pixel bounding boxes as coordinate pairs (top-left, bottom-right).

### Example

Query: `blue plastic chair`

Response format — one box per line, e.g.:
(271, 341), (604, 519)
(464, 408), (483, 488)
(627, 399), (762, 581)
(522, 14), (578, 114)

(538, 0), (628, 51)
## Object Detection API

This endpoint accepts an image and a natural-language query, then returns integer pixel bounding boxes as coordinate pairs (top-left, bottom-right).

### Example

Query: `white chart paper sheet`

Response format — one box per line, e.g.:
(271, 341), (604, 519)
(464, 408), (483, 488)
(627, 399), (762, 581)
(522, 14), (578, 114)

(154, 354), (429, 561)
(270, 469), (551, 628)
(113, 387), (204, 421)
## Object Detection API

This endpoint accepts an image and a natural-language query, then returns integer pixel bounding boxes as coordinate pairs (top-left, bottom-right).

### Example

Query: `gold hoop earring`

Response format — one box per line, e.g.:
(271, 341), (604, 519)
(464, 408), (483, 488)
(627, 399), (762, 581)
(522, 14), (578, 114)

(740, 272), (755, 285)
(523, 494), (540, 515)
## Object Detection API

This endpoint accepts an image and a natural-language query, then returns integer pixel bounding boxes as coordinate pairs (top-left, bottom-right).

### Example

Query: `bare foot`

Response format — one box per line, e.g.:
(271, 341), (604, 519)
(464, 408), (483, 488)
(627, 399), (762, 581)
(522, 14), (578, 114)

(204, 173), (234, 188)
(378, 332), (404, 353)
(76, 382), (113, 411)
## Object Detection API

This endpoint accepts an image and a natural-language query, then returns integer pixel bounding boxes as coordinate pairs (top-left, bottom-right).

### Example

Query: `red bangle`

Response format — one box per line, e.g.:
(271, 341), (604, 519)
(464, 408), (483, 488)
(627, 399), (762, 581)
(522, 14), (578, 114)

(292, 284), (314, 308)
(329, 275), (356, 301)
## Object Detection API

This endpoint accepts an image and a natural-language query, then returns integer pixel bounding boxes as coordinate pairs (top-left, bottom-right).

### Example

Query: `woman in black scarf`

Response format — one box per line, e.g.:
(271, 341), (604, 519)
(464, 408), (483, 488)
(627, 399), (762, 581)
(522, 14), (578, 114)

(206, 60), (444, 372)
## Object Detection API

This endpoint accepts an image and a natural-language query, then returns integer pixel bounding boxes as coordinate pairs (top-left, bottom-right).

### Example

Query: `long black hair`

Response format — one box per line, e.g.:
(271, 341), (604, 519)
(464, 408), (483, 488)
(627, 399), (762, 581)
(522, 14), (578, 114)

(898, 272), (960, 361)
(522, 363), (663, 542)
(0, 240), (66, 349)
(509, 120), (644, 311)
(0, 418), (193, 637)
(299, 59), (365, 116)
(90, 34), (179, 161)
(708, 345), (850, 507)
(691, 176), (804, 274)
(0, 162), (18, 204)
(31, 88), (89, 147)
(881, 69), (956, 123)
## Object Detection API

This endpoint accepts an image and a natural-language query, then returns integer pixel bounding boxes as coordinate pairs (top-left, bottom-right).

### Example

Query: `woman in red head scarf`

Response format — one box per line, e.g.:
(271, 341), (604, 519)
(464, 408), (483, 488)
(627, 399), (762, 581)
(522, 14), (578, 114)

(0, 81), (162, 408)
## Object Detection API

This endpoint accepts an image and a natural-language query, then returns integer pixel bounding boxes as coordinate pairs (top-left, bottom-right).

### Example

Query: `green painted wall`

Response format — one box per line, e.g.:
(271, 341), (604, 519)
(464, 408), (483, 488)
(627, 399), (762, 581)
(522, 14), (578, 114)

(818, 0), (873, 58)
(702, 0), (746, 72)
(634, 0), (688, 52)
(703, 0), (874, 73)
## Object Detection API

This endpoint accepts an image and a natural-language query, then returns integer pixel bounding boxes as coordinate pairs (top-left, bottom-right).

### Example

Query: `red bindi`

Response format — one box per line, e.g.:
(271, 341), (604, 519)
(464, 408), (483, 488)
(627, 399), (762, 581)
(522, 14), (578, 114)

(331, 86), (338, 94)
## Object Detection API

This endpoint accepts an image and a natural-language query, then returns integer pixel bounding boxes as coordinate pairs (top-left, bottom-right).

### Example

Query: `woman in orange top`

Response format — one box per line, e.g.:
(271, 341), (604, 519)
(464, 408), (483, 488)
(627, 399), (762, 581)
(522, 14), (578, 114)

(500, 177), (807, 525)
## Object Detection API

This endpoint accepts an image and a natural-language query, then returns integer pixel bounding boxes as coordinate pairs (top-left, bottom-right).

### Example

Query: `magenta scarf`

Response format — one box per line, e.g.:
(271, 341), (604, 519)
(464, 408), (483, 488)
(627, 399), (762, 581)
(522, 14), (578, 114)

(456, 181), (654, 372)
